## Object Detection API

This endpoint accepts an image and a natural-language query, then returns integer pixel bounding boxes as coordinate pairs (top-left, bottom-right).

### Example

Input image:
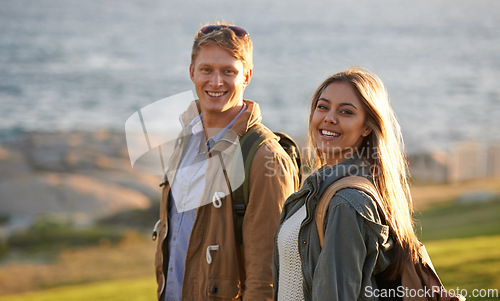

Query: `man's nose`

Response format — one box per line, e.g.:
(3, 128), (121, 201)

(209, 72), (223, 86)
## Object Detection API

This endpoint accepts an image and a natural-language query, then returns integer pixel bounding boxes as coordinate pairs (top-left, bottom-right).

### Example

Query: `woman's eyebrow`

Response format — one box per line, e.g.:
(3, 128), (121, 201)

(341, 102), (358, 109)
(318, 98), (358, 109)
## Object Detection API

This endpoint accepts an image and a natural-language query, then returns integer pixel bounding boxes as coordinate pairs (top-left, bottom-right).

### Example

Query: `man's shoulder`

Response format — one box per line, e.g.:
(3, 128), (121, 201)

(244, 125), (299, 193)
(244, 122), (276, 140)
(240, 122), (299, 179)
(241, 123), (283, 158)
(252, 132), (295, 169)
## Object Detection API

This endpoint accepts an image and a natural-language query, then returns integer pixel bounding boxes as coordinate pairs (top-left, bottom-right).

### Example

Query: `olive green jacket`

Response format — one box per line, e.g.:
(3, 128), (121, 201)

(273, 158), (393, 301)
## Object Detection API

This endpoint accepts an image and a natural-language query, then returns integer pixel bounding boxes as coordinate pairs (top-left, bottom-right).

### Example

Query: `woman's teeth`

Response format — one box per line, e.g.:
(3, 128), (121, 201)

(321, 130), (340, 137)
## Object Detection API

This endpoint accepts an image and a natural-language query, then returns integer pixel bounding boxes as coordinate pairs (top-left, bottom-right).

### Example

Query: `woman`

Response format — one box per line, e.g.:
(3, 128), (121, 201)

(273, 67), (420, 300)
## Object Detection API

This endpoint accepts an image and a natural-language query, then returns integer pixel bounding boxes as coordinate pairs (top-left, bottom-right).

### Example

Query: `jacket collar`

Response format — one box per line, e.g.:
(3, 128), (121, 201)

(280, 156), (371, 224)
(315, 156), (372, 197)
(286, 157), (371, 205)
(230, 99), (262, 138)
(179, 99), (262, 154)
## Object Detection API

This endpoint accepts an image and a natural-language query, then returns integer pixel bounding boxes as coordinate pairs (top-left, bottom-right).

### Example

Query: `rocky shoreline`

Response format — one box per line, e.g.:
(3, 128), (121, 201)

(1, 130), (499, 238)
(0, 130), (160, 236)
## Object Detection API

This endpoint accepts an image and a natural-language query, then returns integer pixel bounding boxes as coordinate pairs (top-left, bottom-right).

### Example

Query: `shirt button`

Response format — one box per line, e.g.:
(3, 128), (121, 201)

(303, 240), (307, 245)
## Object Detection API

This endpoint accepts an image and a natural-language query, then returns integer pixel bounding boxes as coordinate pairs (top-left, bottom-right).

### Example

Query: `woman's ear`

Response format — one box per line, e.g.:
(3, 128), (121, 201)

(362, 125), (373, 137)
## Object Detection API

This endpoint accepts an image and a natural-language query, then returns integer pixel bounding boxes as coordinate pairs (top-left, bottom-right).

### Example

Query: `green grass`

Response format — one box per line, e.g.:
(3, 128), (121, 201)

(425, 235), (500, 301)
(416, 199), (500, 241)
(0, 276), (156, 301)
(1, 198), (499, 301)
(0, 233), (156, 296)
(417, 199), (500, 301)
(5, 216), (127, 254)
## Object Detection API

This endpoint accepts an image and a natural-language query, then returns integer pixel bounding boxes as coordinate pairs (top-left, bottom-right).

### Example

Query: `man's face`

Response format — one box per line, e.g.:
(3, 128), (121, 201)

(190, 45), (252, 120)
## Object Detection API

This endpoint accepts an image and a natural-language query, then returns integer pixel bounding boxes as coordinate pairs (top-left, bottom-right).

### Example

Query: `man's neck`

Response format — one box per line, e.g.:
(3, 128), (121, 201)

(202, 104), (244, 140)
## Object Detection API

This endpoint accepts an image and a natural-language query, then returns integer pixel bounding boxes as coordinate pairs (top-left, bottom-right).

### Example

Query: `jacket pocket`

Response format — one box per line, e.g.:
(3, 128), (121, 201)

(207, 277), (240, 299)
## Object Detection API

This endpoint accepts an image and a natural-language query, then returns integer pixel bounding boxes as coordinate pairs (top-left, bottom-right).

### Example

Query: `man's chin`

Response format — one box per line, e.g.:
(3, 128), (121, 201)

(200, 101), (242, 115)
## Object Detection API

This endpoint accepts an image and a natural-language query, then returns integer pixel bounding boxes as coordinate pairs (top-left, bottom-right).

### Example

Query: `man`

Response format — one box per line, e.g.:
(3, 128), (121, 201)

(154, 23), (299, 300)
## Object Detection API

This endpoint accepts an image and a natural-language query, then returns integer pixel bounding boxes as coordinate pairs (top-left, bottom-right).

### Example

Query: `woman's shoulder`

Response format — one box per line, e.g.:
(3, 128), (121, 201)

(331, 188), (390, 239)
(333, 187), (381, 224)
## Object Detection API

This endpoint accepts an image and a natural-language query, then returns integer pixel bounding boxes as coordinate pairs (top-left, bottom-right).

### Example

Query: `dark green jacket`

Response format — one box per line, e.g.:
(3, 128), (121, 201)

(273, 157), (394, 301)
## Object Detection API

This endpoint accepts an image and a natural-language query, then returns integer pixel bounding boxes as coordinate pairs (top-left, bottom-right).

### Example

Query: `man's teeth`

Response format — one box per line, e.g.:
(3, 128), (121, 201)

(207, 91), (225, 97)
(321, 130), (340, 137)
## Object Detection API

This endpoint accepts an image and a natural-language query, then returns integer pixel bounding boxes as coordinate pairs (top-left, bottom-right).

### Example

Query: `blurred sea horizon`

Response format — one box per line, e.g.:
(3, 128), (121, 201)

(1, 0), (499, 153)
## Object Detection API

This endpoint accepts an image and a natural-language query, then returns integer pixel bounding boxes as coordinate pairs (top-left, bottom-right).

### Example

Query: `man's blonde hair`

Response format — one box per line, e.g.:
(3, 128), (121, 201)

(191, 22), (253, 72)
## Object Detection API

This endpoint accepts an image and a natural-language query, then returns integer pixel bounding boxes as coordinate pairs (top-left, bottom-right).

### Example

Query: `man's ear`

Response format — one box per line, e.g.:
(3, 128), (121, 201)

(243, 68), (253, 87)
(189, 64), (195, 82)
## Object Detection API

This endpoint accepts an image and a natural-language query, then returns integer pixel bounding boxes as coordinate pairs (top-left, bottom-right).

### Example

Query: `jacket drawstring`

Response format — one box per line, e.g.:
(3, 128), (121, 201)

(152, 219), (161, 241)
(206, 245), (220, 264)
(212, 192), (225, 208)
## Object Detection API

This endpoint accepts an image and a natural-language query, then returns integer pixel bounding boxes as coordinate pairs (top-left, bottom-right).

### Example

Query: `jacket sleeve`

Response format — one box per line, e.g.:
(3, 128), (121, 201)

(312, 195), (368, 301)
(241, 142), (298, 300)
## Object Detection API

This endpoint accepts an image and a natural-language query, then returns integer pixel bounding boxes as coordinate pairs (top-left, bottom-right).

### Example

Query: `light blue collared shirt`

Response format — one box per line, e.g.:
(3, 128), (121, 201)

(165, 104), (246, 301)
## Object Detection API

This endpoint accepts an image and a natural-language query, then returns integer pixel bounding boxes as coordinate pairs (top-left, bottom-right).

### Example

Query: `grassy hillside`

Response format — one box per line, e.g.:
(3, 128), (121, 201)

(0, 193), (499, 300)
(425, 236), (500, 300)
(0, 277), (156, 301)
(417, 198), (500, 301)
(0, 231), (156, 297)
(416, 198), (500, 241)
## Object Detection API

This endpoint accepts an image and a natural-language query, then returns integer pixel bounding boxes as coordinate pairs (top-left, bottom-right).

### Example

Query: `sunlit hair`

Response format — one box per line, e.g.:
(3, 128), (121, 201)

(191, 21), (253, 73)
(307, 67), (419, 278)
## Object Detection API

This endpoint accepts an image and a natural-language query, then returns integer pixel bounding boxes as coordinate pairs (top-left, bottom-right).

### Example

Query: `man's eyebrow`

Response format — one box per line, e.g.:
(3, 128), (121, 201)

(197, 63), (238, 70)
(318, 98), (358, 109)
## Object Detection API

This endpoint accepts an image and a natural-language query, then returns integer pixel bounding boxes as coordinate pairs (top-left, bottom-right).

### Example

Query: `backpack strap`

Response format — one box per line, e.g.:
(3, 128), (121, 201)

(231, 124), (302, 245)
(232, 125), (269, 208)
(232, 124), (276, 244)
(315, 177), (466, 301)
(274, 132), (302, 184)
(315, 176), (387, 248)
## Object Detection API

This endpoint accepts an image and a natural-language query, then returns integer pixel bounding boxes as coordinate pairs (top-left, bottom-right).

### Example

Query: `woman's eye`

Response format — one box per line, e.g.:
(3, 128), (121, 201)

(224, 70), (235, 75)
(340, 109), (353, 115)
(316, 104), (328, 110)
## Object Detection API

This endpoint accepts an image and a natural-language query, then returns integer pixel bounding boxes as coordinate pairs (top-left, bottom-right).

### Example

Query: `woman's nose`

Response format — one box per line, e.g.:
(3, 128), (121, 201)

(324, 111), (338, 124)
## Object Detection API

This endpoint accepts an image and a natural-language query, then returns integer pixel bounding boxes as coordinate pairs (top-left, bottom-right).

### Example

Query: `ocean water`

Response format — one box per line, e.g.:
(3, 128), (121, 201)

(1, 0), (499, 153)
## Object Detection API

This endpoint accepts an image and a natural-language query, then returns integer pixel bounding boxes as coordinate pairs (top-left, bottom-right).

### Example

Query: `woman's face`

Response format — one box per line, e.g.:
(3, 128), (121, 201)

(310, 82), (372, 166)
